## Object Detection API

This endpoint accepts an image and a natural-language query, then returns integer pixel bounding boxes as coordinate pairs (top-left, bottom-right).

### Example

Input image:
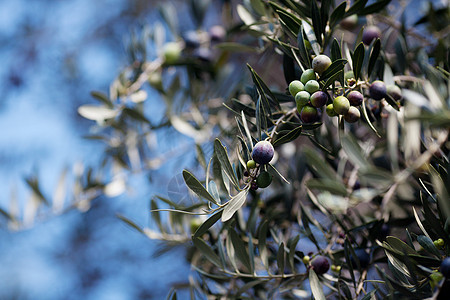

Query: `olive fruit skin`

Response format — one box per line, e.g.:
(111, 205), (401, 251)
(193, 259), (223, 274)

(326, 104), (338, 117)
(362, 26), (381, 45)
(386, 84), (402, 100)
(247, 160), (256, 169)
(295, 91), (311, 111)
(312, 55), (332, 75)
(440, 257), (450, 278)
(252, 141), (274, 165)
(300, 69), (316, 84)
(310, 256), (330, 275)
(304, 80), (320, 94)
(344, 106), (361, 123)
(256, 171), (272, 188)
(163, 42), (182, 64)
(351, 249), (370, 269)
(300, 106), (319, 123)
(369, 80), (387, 100)
(347, 91), (364, 106)
(310, 91), (328, 108)
(289, 80), (304, 96)
(333, 96), (350, 115)
(340, 14), (358, 30)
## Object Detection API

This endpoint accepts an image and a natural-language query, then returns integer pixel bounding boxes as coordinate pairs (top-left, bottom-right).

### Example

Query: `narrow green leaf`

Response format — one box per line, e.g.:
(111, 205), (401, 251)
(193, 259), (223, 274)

(297, 25), (311, 68)
(417, 235), (441, 257)
(222, 188), (249, 222)
(384, 93), (400, 111)
(276, 9), (301, 36)
(214, 139), (240, 190)
(301, 20), (320, 56)
(309, 268), (326, 300)
(193, 210), (223, 238)
(247, 64), (280, 109)
(116, 214), (145, 234)
(361, 99), (381, 138)
(258, 221), (269, 270)
(183, 170), (219, 205)
(319, 58), (347, 81)
(192, 237), (223, 268)
(277, 242), (285, 275)
(329, 1), (346, 28)
(368, 39), (381, 78)
(288, 235), (300, 271)
(385, 236), (418, 255)
(273, 126), (302, 146)
(321, 70), (344, 91)
(358, 0), (391, 15)
(310, 0), (322, 45)
(352, 42), (365, 81)
(344, 0), (369, 18)
(341, 134), (370, 170)
(330, 39), (342, 62)
(307, 179), (348, 196)
(230, 229), (252, 272)
(122, 107), (150, 124)
(303, 147), (337, 180)
(208, 180), (221, 205)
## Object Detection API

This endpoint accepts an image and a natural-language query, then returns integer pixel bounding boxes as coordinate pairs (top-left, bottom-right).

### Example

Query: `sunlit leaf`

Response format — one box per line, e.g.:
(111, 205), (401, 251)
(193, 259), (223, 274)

(222, 188), (249, 222)
(309, 268), (326, 300)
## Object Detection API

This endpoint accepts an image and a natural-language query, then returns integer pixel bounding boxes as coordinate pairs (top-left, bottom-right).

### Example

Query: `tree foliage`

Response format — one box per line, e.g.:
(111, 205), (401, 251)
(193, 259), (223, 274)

(2, 0), (450, 298)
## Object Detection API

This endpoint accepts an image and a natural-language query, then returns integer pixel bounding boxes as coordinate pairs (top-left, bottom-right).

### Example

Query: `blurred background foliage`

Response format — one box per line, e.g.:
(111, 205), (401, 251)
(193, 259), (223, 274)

(0, 0), (449, 299)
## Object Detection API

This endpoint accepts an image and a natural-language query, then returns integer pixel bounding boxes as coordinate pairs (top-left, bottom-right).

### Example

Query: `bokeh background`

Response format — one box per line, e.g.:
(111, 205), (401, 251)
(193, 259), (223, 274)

(0, 0), (446, 299)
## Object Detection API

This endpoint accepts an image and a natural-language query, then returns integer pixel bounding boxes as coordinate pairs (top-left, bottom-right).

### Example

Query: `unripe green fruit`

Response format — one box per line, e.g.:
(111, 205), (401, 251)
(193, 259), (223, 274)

(300, 69), (316, 84)
(304, 80), (320, 94)
(302, 255), (310, 264)
(256, 171), (272, 188)
(295, 91), (310, 112)
(190, 218), (203, 233)
(247, 160), (256, 169)
(333, 96), (350, 115)
(386, 84), (402, 101)
(312, 55), (332, 75)
(340, 14), (358, 30)
(326, 104), (338, 117)
(163, 42), (181, 64)
(344, 106), (361, 123)
(310, 91), (328, 108)
(300, 106), (319, 123)
(289, 80), (304, 96)
(437, 238), (445, 247)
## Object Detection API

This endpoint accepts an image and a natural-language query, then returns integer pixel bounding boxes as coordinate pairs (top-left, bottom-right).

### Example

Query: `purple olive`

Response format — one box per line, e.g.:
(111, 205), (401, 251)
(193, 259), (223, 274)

(347, 91), (364, 106)
(344, 106), (361, 123)
(369, 80), (387, 100)
(252, 141), (274, 165)
(311, 255), (330, 275)
(310, 91), (328, 108)
(386, 84), (402, 100)
(300, 106), (319, 123)
(362, 26), (381, 45)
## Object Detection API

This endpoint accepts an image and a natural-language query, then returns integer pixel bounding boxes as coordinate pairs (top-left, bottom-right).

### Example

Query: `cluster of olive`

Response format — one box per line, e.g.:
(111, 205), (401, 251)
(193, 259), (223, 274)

(245, 141), (274, 190)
